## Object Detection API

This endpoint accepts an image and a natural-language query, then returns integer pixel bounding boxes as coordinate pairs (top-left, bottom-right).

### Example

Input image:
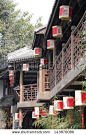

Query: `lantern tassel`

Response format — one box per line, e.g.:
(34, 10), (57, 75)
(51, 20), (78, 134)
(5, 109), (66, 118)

(69, 112), (71, 122)
(59, 113), (60, 123)
(81, 114), (84, 129)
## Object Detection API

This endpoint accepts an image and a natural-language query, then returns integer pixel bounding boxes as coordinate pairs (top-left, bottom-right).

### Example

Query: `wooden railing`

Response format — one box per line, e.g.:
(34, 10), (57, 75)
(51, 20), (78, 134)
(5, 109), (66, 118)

(50, 11), (86, 91)
(37, 69), (51, 92)
(42, 69), (51, 92)
(15, 84), (37, 101)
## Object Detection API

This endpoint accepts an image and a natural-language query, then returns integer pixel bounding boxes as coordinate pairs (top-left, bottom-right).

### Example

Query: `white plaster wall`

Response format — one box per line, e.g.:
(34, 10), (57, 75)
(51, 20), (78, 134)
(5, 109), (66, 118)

(0, 80), (3, 99)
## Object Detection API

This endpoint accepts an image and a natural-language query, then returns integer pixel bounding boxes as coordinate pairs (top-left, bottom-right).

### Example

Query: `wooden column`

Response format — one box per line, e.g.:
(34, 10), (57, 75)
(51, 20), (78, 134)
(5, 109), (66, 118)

(19, 109), (22, 128)
(39, 65), (42, 92)
(20, 70), (23, 102)
(71, 26), (76, 69)
(48, 53), (51, 69)
(19, 70), (23, 127)
(62, 43), (65, 79)
(53, 49), (56, 65)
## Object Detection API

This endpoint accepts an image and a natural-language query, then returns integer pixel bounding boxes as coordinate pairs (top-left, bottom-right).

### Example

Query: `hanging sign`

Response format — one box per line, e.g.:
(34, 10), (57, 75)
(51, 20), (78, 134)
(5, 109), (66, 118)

(63, 96), (74, 109)
(59, 5), (72, 20)
(52, 25), (63, 38)
(54, 100), (63, 111)
(47, 40), (56, 50)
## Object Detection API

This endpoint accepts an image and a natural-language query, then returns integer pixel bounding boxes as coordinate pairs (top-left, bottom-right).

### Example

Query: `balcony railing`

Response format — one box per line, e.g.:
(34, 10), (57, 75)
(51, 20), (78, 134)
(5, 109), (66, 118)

(15, 84), (37, 101)
(37, 69), (51, 93)
(50, 10), (86, 91)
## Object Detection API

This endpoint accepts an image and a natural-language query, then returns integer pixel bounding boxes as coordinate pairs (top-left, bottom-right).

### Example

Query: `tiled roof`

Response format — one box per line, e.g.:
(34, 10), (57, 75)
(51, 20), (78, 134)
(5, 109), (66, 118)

(8, 46), (35, 62)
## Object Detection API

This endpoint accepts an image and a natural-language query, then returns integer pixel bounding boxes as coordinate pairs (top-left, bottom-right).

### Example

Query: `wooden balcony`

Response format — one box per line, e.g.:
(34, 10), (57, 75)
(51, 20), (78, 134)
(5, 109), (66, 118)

(37, 68), (51, 102)
(50, 11), (86, 98)
(14, 84), (42, 108)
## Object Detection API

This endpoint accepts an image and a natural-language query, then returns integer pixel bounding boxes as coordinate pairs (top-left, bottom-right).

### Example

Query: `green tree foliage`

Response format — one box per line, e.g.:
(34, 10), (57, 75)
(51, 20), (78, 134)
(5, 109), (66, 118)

(32, 106), (82, 129)
(0, 0), (43, 57)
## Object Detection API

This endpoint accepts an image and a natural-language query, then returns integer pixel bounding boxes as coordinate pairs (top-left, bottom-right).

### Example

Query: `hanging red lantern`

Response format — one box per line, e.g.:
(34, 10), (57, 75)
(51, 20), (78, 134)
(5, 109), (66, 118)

(63, 96), (74, 109)
(32, 112), (39, 119)
(52, 25), (63, 38)
(34, 48), (42, 57)
(54, 100), (63, 111)
(15, 113), (19, 120)
(22, 64), (29, 71)
(59, 5), (72, 20)
(9, 70), (15, 76)
(47, 40), (56, 50)
(75, 90), (86, 106)
(10, 79), (15, 84)
(9, 76), (15, 80)
(40, 58), (47, 65)
(42, 110), (46, 118)
(49, 105), (57, 115)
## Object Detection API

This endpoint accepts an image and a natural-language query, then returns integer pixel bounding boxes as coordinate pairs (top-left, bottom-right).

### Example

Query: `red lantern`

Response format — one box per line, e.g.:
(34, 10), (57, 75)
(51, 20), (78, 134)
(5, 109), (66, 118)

(63, 96), (74, 109)
(34, 48), (42, 57)
(10, 79), (15, 84)
(9, 70), (15, 76)
(22, 64), (29, 71)
(54, 100), (63, 111)
(15, 113), (19, 120)
(42, 110), (46, 118)
(49, 105), (57, 115)
(59, 5), (72, 20)
(32, 112), (39, 119)
(75, 90), (86, 106)
(52, 26), (63, 38)
(9, 76), (15, 80)
(40, 58), (47, 65)
(47, 40), (56, 50)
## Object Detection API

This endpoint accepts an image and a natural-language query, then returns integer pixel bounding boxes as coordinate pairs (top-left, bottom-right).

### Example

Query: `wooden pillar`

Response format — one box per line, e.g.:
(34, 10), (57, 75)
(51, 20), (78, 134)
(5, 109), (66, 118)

(19, 70), (23, 127)
(20, 70), (23, 102)
(71, 26), (76, 69)
(39, 65), (42, 92)
(53, 49), (56, 65)
(19, 109), (22, 128)
(62, 43), (65, 79)
(48, 53), (51, 69)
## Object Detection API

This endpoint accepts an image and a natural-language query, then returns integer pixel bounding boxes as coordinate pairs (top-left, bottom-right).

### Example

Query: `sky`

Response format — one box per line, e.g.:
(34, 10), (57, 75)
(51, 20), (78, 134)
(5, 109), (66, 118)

(14, 0), (55, 25)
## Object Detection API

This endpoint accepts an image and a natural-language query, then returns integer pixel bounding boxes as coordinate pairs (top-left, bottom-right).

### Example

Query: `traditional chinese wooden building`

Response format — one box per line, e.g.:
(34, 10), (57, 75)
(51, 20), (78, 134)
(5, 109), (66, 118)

(7, 0), (86, 129)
